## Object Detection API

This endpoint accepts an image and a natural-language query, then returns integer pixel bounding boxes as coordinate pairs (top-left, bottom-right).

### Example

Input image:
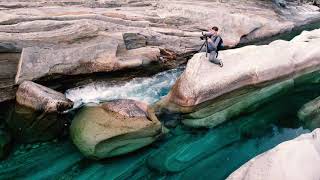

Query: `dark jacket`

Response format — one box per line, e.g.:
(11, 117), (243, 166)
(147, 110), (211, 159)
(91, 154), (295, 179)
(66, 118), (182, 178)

(208, 35), (222, 52)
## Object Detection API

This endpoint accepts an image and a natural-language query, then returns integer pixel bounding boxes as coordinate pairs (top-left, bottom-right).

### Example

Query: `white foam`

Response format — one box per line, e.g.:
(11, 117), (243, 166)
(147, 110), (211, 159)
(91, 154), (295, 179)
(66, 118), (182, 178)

(65, 67), (184, 109)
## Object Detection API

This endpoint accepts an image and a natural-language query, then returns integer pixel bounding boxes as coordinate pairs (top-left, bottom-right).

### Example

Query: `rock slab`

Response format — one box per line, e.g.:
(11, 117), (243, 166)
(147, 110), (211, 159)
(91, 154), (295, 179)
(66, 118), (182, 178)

(16, 81), (73, 112)
(157, 28), (320, 128)
(15, 38), (161, 84)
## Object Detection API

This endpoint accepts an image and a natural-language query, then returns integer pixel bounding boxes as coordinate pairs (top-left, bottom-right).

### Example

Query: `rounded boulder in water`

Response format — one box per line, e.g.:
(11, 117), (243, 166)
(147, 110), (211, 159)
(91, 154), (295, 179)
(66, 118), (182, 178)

(70, 99), (165, 159)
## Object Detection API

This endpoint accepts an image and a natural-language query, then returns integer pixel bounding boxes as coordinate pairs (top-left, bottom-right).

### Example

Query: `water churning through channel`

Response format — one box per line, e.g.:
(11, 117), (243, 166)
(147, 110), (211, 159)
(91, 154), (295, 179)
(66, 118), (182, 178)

(1, 65), (320, 179)
(65, 67), (184, 109)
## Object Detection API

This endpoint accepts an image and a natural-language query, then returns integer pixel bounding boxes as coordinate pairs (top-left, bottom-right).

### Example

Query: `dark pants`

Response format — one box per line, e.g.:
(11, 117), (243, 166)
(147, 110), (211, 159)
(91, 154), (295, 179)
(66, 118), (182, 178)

(200, 48), (221, 65)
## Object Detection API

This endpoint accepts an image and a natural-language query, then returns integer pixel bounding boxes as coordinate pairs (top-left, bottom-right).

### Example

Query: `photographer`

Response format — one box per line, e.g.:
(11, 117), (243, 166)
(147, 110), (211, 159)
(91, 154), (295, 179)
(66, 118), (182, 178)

(200, 26), (223, 67)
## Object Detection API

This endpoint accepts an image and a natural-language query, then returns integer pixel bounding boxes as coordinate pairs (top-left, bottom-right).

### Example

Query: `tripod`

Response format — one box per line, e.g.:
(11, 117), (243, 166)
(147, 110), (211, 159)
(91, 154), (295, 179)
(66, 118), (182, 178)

(198, 36), (223, 67)
(198, 36), (209, 57)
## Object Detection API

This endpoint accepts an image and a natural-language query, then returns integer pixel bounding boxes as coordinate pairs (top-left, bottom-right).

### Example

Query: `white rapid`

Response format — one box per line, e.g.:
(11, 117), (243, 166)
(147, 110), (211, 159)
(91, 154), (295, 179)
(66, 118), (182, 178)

(65, 67), (184, 109)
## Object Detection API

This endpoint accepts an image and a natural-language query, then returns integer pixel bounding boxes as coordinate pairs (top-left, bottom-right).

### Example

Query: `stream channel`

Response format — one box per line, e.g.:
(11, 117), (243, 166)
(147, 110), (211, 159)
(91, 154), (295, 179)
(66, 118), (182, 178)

(1, 22), (320, 179)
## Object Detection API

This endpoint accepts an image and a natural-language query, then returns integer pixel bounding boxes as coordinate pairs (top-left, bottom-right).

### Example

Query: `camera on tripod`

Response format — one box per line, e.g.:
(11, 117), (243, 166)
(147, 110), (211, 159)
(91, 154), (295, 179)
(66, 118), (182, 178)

(200, 32), (212, 40)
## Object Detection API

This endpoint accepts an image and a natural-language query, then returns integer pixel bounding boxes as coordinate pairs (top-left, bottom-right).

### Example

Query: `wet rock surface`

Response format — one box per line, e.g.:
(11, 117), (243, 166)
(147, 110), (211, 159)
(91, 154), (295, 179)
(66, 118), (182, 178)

(158, 29), (320, 128)
(7, 104), (69, 143)
(298, 95), (320, 130)
(227, 128), (320, 180)
(0, 87), (315, 179)
(7, 81), (74, 143)
(70, 99), (164, 159)
(1, 53), (320, 178)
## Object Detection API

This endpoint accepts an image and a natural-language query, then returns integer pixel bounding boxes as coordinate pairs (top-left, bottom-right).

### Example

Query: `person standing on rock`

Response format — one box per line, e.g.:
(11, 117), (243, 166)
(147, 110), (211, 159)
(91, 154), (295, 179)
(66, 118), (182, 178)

(200, 26), (224, 67)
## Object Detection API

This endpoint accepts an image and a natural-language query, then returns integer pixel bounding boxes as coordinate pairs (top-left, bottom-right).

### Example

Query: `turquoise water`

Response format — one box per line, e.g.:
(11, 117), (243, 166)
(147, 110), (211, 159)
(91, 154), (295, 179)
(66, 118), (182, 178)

(238, 21), (320, 46)
(1, 67), (320, 179)
(65, 67), (185, 109)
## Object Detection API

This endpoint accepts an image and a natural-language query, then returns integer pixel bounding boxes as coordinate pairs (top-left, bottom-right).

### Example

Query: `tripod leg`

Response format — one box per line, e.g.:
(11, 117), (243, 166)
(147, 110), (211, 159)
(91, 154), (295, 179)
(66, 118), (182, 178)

(198, 41), (205, 53)
(205, 39), (208, 57)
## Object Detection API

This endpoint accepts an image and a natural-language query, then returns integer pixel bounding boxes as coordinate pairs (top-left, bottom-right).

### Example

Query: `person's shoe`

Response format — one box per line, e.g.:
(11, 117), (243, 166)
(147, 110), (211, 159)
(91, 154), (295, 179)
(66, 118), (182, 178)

(218, 59), (223, 67)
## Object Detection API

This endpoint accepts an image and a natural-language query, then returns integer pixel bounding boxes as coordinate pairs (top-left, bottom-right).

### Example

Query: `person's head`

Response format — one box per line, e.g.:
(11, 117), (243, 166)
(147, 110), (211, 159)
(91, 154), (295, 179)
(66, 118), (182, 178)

(210, 26), (219, 35)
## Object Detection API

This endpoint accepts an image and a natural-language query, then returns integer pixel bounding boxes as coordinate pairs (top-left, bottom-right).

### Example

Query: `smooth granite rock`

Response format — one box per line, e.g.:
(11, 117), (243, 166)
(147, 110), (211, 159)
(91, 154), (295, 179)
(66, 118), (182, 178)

(15, 38), (161, 84)
(227, 128), (320, 180)
(157, 29), (320, 128)
(70, 99), (165, 159)
(1, 0), (319, 51)
(16, 81), (73, 112)
(0, 0), (320, 102)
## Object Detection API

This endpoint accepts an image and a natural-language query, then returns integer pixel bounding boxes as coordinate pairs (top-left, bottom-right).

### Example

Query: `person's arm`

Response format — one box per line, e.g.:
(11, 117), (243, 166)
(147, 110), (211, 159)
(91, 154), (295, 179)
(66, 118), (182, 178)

(203, 32), (214, 36)
(207, 37), (216, 51)
(213, 36), (221, 49)
(208, 36), (221, 50)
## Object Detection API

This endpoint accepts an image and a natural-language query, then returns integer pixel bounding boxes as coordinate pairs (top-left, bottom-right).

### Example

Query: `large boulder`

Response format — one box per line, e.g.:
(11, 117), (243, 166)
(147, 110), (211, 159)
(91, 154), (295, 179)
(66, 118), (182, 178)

(7, 81), (74, 143)
(298, 96), (320, 130)
(156, 29), (320, 128)
(16, 81), (73, 112)
(70, 99), (165, 159)
(227, 128), (320, 180)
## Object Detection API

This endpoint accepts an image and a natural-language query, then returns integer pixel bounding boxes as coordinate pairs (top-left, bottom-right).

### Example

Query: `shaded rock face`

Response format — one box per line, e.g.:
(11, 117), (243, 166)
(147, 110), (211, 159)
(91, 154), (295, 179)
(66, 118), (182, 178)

(274, 0), (287, 7)
(227, 128), (320, 180)
(298, 96), (320, 130)
(7, 81), (73, 143)
(123, 33), (147, 50)
(157, 29), (320, 128)
(0, 128), (11, 160)
(7, 104), (68, 143)
(0, 53), (20, 102)
(70, 99), (164, 159)
(0, 101), (12, 159)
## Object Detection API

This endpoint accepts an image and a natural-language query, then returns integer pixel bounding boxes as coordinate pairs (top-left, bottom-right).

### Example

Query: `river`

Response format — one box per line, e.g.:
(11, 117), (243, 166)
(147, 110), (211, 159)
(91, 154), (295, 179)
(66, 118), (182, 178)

(1, 64), (320, 179)
(2, 22), (320, 179)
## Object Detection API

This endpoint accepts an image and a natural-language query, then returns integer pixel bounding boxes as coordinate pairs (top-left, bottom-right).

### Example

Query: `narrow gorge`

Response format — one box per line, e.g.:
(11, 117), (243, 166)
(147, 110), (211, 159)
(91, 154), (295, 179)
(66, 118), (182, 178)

(1, 0), (320, 180)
